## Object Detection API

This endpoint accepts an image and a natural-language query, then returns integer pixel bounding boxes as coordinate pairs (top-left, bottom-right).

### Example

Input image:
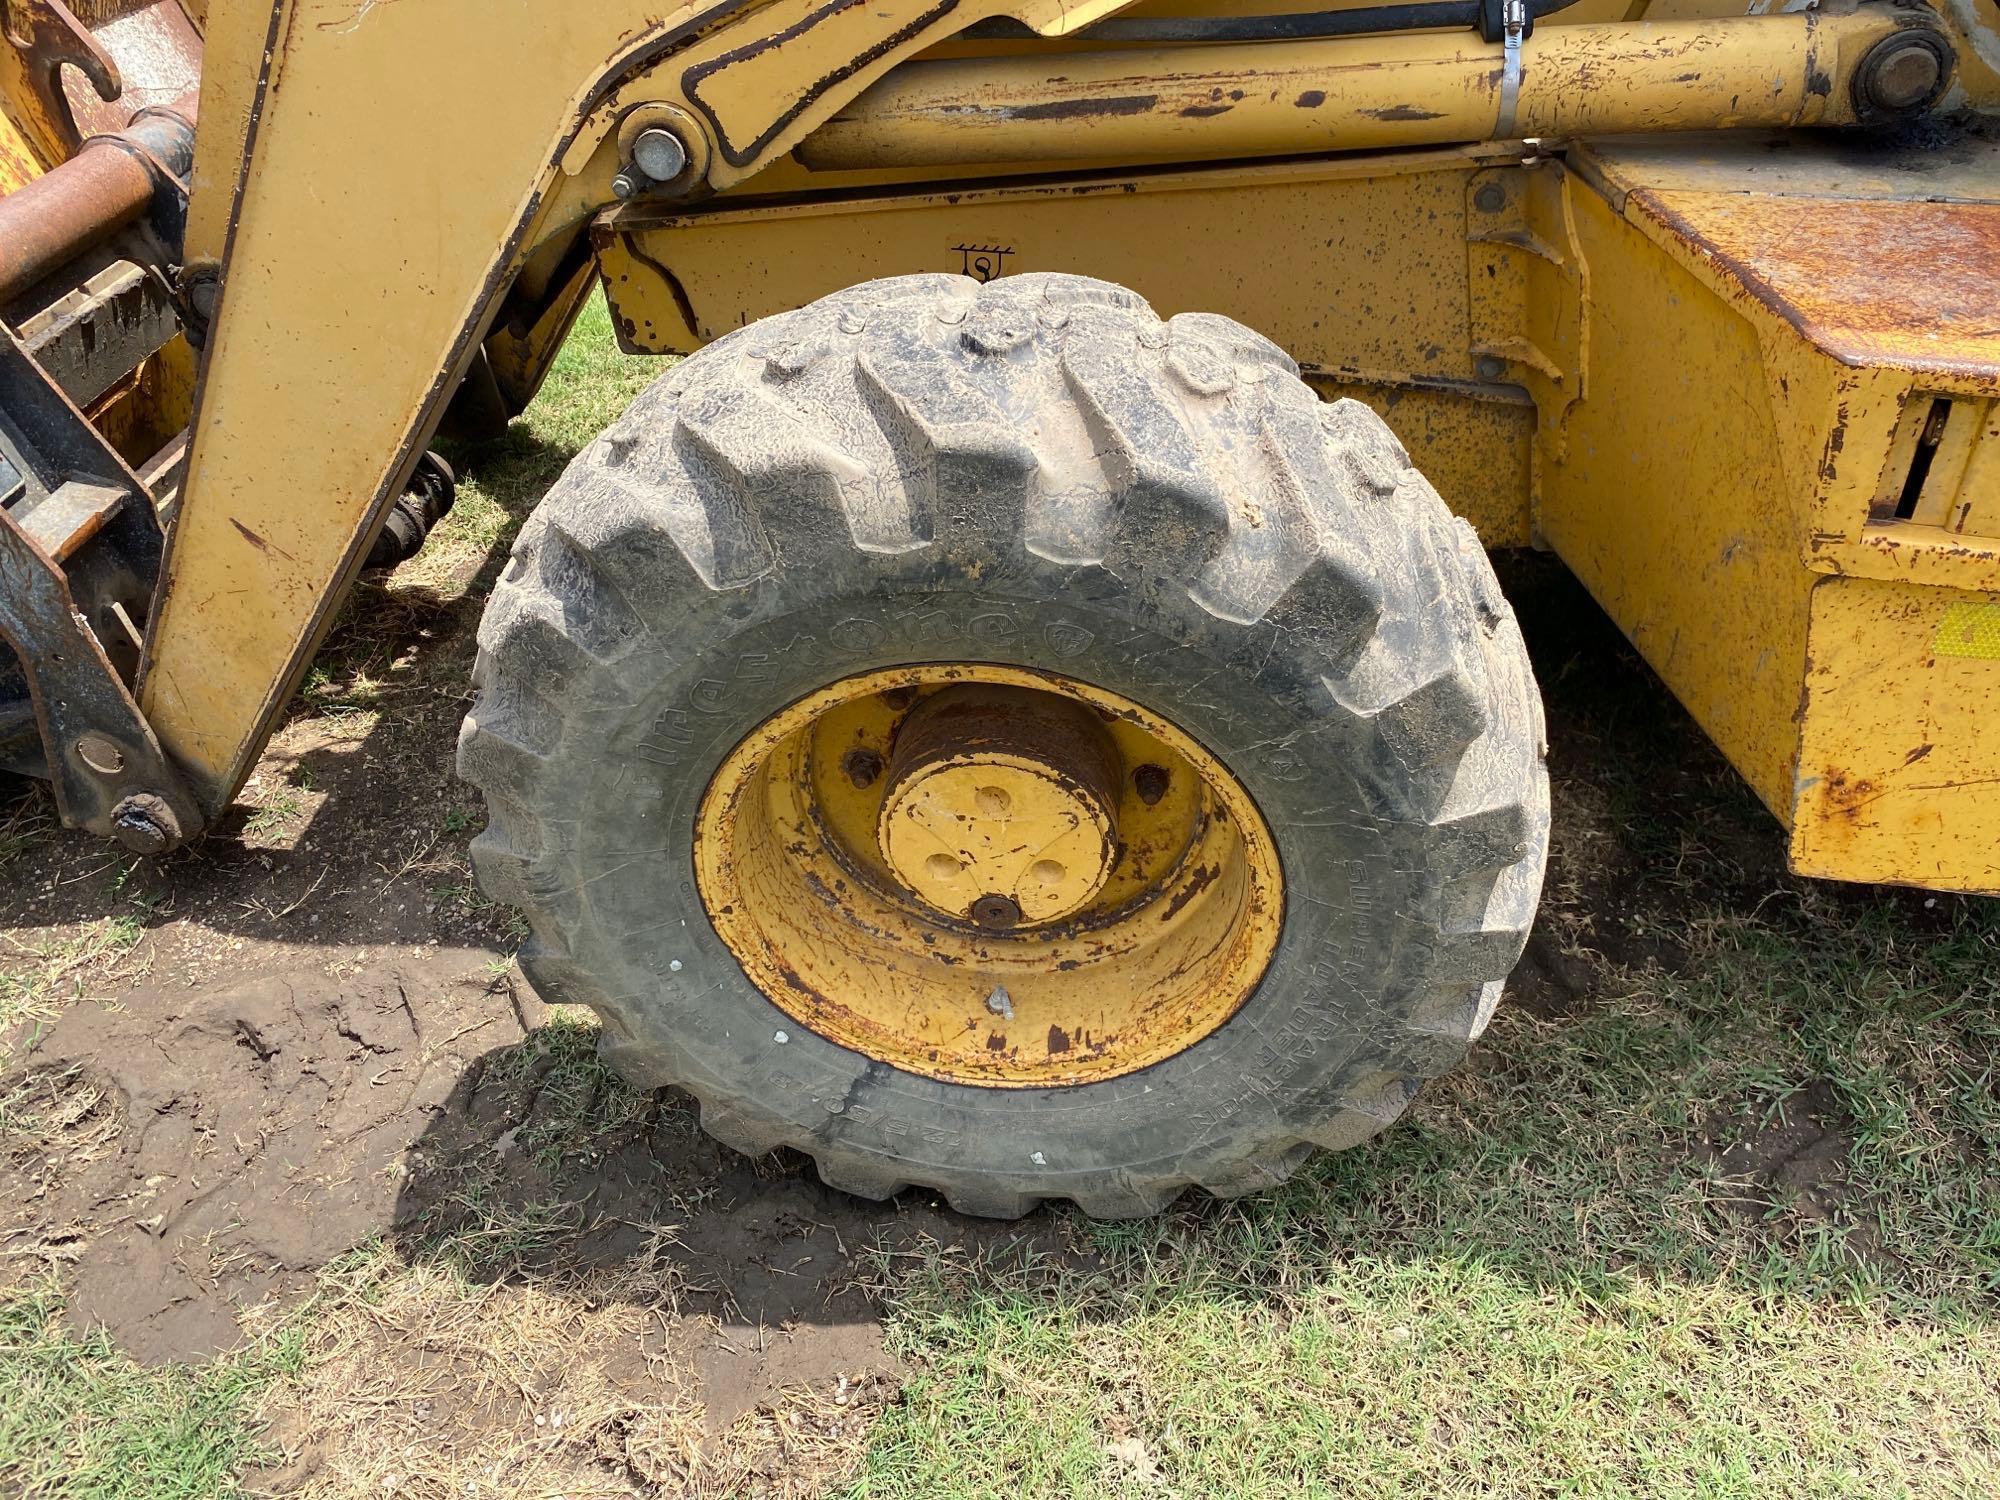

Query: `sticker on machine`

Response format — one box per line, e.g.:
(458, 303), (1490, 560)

(1935, 601), (2000, 660)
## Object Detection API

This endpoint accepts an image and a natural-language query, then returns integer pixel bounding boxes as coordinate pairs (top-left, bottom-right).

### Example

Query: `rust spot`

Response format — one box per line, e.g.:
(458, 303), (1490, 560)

(1628, 191), (2000, 377)
(986, 1032), (1008, 1051)
(1905, 743), (1935, 765)
(1161, 862), (1221, 922)
(1295, 89), (1326, 107)
(1180, 103), (1232, 118)
(1821, 771), (1879, 820)
(1008, 94), (1158, 122)
(1363, 104), (1446, 121)
(1046, 1025), (1071, 1055)
(774, 964), (821, 999)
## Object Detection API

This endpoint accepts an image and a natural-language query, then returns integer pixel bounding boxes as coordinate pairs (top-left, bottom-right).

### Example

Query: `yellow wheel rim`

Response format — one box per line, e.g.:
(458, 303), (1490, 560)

(694, 665), (1284, 1087)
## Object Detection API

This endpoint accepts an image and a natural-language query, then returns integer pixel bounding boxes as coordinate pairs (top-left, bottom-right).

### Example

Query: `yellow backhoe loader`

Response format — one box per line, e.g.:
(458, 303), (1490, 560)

(2, 0), (1995, 1215)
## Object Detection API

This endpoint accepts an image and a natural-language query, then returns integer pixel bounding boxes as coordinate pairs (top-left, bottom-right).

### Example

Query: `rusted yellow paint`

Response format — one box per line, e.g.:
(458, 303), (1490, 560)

(1533, 132), (2000, 891)
(84, 0), (1998, 904)
(143, 0), (1168, 809)
(0, 96), (41, 193)
(1793, 577), (2000, 894)
(696, 665), (1283, 1087)
(801, 12), (1900, 170)
(880, 755), (1117, 925)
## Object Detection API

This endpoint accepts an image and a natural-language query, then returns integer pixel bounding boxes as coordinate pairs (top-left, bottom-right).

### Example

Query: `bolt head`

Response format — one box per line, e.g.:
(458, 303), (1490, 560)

(1476, 355), (1506, 382)
(1132, 763), (1171, 806)
(632, 127), (689, 184)
(842, 748), (884, 790)
(611, 170), (643, 201)
(970, 893), (1023, 930)
(1473, 182), (1506, 214)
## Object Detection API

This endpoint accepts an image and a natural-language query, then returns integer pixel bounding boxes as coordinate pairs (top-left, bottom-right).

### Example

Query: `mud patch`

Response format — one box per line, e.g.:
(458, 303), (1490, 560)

(0, 954), (1083, 1495)
(0, 955), (537, 1362)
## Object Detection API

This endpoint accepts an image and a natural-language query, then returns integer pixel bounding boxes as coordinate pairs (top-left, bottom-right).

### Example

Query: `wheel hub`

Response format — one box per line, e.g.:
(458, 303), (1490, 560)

(694, 664), (1283, 1087)
(876, 685), (1121, 928)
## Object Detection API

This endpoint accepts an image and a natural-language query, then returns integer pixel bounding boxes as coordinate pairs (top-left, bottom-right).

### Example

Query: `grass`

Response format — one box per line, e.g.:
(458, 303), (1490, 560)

(849, 892), (2000, 1498)
(3, 303), (1998, 1497)
(0, 1283), (305, 1499)
(0, 914), (146, 1035)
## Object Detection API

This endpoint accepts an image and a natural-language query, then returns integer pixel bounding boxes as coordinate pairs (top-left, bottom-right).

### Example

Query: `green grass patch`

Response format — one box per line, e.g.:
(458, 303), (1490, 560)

(0, 1284), (305, 1499)
(851, 893), (2000, 1498)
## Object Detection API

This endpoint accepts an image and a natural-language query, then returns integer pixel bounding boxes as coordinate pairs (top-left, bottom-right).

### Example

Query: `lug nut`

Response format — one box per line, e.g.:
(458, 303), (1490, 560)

(970, 893), (1023, 930)
(842, 748), (884, 789)
(1133, 763), (1171, 806)
(611, 169), (644, 201)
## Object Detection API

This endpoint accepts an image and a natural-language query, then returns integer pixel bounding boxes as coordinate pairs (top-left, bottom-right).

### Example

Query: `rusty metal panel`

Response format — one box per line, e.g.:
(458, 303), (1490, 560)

(1793, 575), (2000, 893)
(1541, 130), (2000, 890)
(1626, 189), (2000, 382)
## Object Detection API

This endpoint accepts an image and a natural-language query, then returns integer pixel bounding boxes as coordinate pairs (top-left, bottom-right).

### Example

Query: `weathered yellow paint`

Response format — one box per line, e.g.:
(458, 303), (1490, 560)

(31, 0), (1979, 902)
(144, 0), (1198, 810)
(1532, 131), (2000, 890)
(0, 93), (41, 193)
(697, 665), (1283, 1087)
(1793, 577), (2000, 894)
(881, 754), (1118, 925)
(801, 12), (1900, 170)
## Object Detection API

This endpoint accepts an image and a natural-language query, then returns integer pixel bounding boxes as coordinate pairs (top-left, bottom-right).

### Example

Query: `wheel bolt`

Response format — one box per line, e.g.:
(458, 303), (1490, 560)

(970, 893), (1023, 930)
(842, 748), (884, 789)
(1133, 763), (1171, 806)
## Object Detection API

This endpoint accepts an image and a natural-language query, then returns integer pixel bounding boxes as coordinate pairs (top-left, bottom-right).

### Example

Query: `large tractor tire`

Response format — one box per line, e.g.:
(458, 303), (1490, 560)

(459, 272), (1548, 1218)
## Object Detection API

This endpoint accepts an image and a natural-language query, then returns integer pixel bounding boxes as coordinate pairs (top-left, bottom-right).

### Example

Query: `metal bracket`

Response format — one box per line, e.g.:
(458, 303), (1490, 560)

(0, 314), (197, 850)
(0, 502), (197, 849)
(1466, 162), (1589, 457)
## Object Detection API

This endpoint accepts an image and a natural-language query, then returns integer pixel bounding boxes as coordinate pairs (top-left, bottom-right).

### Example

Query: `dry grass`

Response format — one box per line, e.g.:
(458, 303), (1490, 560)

(257, 1236), (886, 1498)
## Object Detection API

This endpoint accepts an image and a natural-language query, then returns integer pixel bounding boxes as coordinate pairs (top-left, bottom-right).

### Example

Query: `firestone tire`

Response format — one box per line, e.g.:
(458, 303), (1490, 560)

(458, 272), (1549, 1219)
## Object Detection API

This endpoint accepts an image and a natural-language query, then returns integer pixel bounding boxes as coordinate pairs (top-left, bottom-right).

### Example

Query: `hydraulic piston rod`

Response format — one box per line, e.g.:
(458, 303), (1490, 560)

(799, 9), (1925, 169)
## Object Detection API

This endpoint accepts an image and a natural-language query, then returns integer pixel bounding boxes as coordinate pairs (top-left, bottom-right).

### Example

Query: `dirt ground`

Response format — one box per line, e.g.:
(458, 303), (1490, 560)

(2, 350), (1992, 1495)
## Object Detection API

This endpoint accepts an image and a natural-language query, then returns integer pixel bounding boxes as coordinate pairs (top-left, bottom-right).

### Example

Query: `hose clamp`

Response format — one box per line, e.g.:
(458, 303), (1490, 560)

(1497, 0), (1528, 138)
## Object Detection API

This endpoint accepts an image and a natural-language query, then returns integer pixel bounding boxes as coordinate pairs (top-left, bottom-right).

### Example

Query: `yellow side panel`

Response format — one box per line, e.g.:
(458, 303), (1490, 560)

(1793, 577), (2000, 894)
(1534, 181), (1810, 811)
